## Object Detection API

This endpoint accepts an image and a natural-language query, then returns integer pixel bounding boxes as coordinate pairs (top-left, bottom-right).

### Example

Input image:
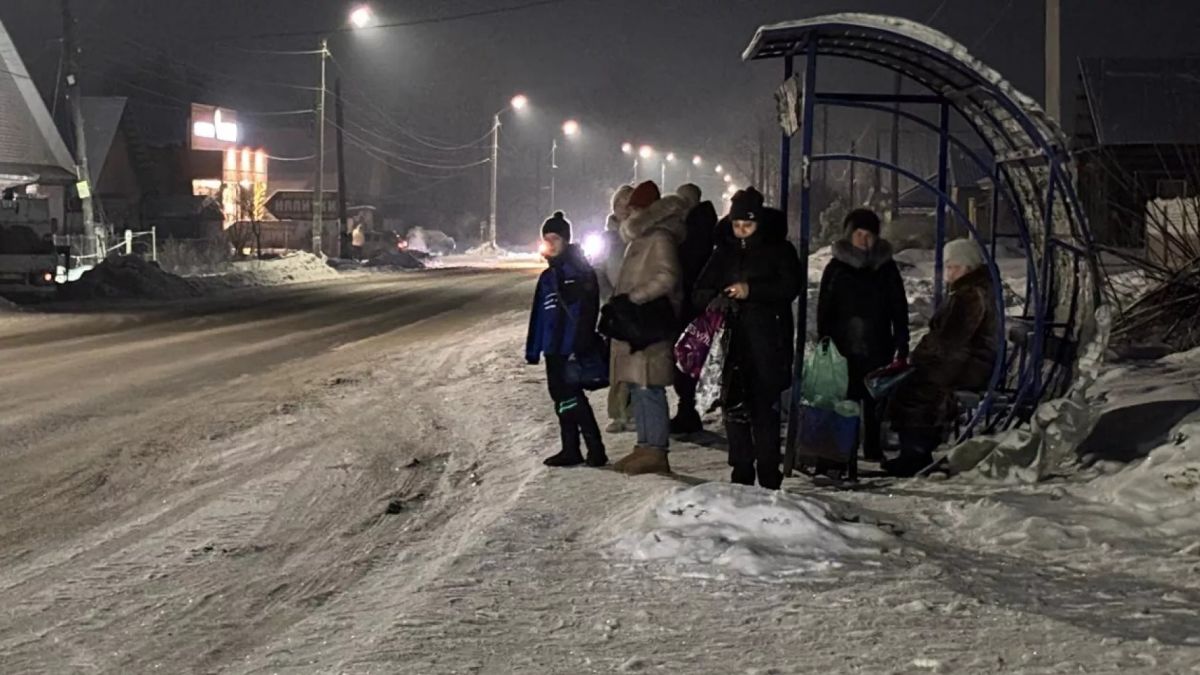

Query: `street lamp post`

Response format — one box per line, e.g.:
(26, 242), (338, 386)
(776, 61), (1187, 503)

(550, 119), (579, 213)
(311, 37), (329, 255)
(488, 94), (527, 248)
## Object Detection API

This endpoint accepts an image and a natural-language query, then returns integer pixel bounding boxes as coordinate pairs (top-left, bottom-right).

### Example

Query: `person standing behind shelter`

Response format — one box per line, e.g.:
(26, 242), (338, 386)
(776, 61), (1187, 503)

(816, 208), (910, 463)
(670, 183), (719, 435)
(609, 181), (687, 476)
(599, 185), (635, 433)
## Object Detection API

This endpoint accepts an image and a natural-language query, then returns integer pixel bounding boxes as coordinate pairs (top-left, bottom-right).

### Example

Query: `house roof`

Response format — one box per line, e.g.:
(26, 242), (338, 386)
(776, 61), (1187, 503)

(81, 97), (129, 186)
(1079, 57), (1200, 146)
(0, 14), (77, 187)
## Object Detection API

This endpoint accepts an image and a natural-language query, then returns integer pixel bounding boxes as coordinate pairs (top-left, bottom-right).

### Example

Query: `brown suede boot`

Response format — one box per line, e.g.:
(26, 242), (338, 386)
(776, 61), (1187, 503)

(622, 447), (671, 476)
(612, 446), (648, 472)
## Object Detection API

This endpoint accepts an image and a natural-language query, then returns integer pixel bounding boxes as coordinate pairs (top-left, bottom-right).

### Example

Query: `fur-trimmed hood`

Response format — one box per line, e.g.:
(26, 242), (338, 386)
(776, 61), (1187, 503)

(621, 194), (689, 244)
(606, 214), (621, 232)
(832, 238), (895, 270)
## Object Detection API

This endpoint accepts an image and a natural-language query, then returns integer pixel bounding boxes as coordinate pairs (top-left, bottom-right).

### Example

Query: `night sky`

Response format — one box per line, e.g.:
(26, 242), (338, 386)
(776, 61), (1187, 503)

(3, 0), (1198, 240)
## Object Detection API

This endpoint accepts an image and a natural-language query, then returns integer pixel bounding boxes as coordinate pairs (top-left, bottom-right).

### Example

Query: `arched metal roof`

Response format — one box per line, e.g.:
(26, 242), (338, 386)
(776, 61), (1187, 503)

(742, 14), (1104, 443)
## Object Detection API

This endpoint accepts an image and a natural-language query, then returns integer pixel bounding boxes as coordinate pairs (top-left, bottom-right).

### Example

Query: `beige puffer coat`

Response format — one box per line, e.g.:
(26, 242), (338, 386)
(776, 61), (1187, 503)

(610, 195), (688, 387)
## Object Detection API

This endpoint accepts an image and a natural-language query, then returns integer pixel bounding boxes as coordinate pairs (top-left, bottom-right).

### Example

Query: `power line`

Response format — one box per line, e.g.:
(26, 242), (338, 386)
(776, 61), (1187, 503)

(973, 0), (1016, 50)
(326, 54), (495, 152)
(221, 0), (580, 42)
(331, 118), (491, 170)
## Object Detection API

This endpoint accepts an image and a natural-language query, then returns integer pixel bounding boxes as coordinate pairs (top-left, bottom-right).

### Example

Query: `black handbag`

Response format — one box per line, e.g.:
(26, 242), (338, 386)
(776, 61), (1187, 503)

(599, 295), (677, 352)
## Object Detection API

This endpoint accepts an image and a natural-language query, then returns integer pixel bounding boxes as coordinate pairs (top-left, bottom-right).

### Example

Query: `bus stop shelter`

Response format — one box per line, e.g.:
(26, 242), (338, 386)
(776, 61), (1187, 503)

(741, 14), (1103, 473)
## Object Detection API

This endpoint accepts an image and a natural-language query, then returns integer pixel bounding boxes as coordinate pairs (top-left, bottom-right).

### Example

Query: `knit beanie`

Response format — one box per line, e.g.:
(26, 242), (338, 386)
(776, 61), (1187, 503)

(728, 187), (765, 222)
(843, 208), (881, 236)
(943, 238), (984, 270)
(628, 181), (661, 210)
(541, 211), (572, 243)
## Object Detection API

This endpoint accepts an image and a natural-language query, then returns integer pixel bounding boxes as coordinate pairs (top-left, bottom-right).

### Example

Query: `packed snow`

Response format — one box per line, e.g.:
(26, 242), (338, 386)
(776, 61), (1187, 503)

(207, 251), (343, 287)
(616, 482), (892, 580)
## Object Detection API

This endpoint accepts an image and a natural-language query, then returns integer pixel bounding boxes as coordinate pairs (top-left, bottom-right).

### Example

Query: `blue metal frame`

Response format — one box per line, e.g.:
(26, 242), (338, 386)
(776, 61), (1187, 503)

(747, 19), (1102, 470)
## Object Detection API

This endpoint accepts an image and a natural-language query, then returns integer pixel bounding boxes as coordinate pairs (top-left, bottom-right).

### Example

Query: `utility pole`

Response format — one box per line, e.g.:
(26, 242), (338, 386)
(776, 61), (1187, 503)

(61, 0), (95, 257)
(849, 139), (857, 207)
(488, 113), (500, 247)
(891, 71), (902, 218)
(821, 106), (830, 189)
(311, 38), (328, 255)
(335, 78), (348, 259)
(874, 128), (882, 205)
(1045, 0), (1062, 123)
(549, 138), (557, 213)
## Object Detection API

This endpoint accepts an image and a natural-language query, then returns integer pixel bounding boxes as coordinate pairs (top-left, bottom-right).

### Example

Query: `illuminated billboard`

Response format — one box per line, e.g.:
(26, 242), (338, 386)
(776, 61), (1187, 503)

(191, 103), (241, 151)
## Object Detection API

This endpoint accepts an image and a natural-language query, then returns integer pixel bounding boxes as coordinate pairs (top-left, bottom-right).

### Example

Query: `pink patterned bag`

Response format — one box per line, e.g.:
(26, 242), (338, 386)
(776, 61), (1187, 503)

(673, 308), (726, 380)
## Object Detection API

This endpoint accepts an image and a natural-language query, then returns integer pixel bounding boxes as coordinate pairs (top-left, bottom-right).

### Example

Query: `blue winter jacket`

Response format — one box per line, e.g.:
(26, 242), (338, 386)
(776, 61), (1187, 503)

(525, 245), (601, 364)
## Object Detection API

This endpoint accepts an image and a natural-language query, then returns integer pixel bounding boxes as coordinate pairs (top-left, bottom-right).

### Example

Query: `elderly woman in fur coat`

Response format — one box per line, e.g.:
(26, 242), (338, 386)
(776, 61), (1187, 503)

(608, 181), (689, 476)
(885, 238), (998, 476)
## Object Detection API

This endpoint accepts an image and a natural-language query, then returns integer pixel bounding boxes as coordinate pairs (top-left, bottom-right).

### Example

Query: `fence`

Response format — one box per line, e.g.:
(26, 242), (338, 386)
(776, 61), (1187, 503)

(54, 228), (158, 268)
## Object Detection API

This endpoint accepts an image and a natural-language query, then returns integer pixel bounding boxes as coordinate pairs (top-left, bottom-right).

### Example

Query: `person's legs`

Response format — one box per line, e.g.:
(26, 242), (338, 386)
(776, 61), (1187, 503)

(725, 414), (755, 486)
(861, 396), (883, 462)
(751, 395), (783, 490)
(607, 381), (632, 432)
(623, 385), (671, 475)
(543, 357), (584, 467)
(670, 367), (702, 434)
(883, 426), (941, 477)
(577, 392), (607, 467)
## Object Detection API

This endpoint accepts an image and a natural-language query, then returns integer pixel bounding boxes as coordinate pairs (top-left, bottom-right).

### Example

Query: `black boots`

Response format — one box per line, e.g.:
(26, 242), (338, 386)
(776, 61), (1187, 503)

(544, 397), (607, 468)
(670, 407), (703, 435)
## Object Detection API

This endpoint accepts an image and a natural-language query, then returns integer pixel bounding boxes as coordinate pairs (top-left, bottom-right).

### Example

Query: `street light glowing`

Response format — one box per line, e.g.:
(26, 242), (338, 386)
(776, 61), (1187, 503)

(562, 119), (580, 137)
(511, 94), (529, 111)
(723, 174), (733, 183)
(666, 152), (676, 162)
(714, 164), (724, 174)
(621, 142), (634, 155)
(638, 145), (654, 159)
(349, 5), (375, 28)
(692, 155), (702, 167)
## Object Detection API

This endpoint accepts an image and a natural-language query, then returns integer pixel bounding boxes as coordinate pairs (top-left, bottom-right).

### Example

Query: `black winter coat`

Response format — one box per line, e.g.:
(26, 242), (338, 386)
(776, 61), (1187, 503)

(817, 239), (910, 396)
(693, 208), (802, 400)
(676, 200), (719, 324)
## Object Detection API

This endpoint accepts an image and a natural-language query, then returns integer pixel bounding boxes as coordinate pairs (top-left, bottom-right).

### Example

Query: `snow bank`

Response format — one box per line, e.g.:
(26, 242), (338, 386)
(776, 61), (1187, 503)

(63, 256), (203, 300)
(1082, 418), (1200, 537)
(616, 483), (891, 580)
(364, 250), (426, 270)
(218, 252), (343, 287)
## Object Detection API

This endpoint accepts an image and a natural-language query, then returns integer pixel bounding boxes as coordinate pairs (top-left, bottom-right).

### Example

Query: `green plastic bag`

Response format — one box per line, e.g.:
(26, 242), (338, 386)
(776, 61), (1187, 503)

(801, 338), (850, 408)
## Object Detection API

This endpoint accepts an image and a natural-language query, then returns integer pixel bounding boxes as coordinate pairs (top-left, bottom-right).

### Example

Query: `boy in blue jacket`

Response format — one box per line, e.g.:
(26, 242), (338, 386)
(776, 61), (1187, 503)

(526, 211), (608, 467)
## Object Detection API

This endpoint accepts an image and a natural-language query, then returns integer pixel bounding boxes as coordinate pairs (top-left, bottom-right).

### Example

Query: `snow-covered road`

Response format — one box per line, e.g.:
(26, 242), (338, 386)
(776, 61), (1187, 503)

(2, 266), (1200, 673)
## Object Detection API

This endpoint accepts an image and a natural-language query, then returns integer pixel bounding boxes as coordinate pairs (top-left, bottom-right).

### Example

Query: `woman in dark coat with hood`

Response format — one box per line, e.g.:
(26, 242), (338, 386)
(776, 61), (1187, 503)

(693, 188), (802, 490)
(817, 208), (910, 462)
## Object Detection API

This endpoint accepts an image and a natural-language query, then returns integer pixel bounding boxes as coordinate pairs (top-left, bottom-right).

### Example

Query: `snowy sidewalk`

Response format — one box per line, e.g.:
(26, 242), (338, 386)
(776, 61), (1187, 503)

(235, 317), (1200, 673)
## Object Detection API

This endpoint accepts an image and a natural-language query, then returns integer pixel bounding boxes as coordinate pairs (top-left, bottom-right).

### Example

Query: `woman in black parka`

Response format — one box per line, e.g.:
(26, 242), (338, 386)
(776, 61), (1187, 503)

(693, 188), (802, 490)
(816, 208), (910, 462)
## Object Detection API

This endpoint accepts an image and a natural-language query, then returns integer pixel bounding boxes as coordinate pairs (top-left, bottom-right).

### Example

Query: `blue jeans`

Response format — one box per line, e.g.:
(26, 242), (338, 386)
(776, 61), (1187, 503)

(630, 385), (670, 450)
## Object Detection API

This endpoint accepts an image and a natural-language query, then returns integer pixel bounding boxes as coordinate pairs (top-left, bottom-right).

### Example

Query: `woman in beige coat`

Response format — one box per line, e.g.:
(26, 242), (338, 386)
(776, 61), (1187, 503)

(609, 181), (688, 475)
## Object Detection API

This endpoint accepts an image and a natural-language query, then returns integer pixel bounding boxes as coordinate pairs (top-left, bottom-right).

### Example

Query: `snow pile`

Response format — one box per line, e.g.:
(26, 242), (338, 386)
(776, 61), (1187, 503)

(365, 249), (426, 270)
(1082, 419), (1200, 537)
(0, 295), (19, 313)
(220, 252), (343, 287)
(63, 256), (202, 300)
(464, 242), (506, 256)
(616, 483), (892, 580)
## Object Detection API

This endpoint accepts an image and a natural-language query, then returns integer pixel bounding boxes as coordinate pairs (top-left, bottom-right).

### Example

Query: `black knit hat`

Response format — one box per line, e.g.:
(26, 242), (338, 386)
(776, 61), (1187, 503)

(541, 211), (572, 243)
(843, 208), (881, 237)
(728, 187), (765, 222)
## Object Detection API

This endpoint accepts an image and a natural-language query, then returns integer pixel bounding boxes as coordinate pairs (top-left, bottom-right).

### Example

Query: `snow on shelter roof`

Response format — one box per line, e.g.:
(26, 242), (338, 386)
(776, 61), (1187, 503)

(0, 16), (75, 187)
(742, 14), (1104, 415)
(740, 12), (1094, 263)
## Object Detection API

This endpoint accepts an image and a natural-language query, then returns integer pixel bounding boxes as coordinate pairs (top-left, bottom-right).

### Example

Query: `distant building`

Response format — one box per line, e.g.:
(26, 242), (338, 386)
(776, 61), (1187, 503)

(1074, 57), (1200, 248)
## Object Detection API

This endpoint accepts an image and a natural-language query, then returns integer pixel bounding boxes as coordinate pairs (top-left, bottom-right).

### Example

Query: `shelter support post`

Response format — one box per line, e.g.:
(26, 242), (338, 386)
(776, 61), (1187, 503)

(934, 102), (950, 309)
(784, 40), (820, 477)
